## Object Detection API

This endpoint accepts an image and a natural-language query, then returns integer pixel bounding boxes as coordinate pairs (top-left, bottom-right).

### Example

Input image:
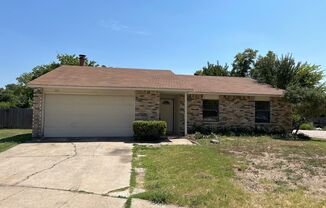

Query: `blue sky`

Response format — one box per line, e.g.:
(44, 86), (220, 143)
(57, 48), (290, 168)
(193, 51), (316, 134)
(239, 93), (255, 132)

(1, 0), (325, 87)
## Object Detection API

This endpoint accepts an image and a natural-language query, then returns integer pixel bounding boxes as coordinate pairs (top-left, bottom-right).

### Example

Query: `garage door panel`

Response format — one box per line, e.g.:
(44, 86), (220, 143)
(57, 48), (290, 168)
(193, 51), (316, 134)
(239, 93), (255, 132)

(44, 94), (135, 137)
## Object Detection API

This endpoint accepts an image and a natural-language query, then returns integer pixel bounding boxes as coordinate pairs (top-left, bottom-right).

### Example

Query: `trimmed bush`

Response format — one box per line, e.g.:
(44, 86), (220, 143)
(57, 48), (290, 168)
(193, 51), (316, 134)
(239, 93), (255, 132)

(133, 120), (167, 140)
(189, 124), (288, 136)
(299, 122), (315, 130)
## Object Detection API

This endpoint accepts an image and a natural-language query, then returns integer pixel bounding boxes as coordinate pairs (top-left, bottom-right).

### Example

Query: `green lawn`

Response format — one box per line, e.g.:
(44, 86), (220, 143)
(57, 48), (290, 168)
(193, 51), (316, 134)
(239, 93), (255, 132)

(0, 129), (32, 153)
(131, 136), (326, 208)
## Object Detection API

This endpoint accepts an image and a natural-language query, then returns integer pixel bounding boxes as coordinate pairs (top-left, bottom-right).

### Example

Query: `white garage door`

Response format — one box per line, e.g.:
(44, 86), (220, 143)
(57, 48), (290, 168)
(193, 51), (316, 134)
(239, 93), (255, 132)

(44, 94), (135, 137)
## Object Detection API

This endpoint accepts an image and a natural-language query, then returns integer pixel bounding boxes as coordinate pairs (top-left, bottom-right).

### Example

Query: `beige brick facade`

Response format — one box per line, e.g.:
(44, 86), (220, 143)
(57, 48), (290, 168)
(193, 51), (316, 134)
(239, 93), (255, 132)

(177, 94), (292, 134)
(255, 97), (292, 132)
(135, 91), (160, 120)
(31, 89), (292, 137)
(32, 88), (44, 138)
(218, 95), (255, 130)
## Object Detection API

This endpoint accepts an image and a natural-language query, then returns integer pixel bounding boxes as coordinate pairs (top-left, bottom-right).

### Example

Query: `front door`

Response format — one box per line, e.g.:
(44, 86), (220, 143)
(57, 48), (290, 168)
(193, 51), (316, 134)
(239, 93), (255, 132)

(160, 99), (174, 133)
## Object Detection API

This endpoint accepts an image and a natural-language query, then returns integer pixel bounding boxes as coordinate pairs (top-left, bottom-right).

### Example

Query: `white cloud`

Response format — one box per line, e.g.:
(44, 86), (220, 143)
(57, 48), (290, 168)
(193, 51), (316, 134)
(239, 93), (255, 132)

(98, 20), (150, 36)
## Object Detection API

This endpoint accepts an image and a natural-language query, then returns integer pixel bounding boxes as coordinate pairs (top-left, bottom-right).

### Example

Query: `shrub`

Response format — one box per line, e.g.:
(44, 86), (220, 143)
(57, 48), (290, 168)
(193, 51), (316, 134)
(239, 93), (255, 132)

(189, 124), (288, 136)
(0, 102), (15, 109)
(299, 122), (315, 130)
(133, 120), (167, 141)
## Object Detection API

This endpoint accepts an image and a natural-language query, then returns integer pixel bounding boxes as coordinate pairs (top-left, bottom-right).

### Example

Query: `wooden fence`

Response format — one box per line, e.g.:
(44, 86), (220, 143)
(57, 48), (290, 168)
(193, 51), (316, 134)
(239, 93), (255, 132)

(0, 108), (33, 129)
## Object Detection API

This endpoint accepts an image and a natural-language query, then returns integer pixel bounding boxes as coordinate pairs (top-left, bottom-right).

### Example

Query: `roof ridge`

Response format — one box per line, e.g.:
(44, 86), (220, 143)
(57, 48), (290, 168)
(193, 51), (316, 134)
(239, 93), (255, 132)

(61, 65), (173, 72)
(176, 74), (255, 79)
(28, 65), (284, 96)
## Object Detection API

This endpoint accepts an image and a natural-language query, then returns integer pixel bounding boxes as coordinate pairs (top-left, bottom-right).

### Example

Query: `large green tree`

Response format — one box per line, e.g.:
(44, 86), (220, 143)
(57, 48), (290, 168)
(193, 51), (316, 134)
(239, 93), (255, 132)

(252, 51), (325, 133)
(285, 85), (326, 134)
(251, 51), (278, 86)
(231, 48), (258, 77)
(252, 51), (324, 90)
(0, 54), (101, 108)
(195, 61), (229, 76)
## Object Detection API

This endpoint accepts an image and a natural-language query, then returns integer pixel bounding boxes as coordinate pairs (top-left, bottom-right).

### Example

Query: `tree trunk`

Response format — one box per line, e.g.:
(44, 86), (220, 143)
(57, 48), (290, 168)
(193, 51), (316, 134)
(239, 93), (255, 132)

(293, 118), (305, 135)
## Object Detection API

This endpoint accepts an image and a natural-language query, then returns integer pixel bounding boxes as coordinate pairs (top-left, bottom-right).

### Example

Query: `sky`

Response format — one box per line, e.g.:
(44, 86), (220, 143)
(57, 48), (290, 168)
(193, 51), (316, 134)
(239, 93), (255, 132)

(1, 0), (326, 87)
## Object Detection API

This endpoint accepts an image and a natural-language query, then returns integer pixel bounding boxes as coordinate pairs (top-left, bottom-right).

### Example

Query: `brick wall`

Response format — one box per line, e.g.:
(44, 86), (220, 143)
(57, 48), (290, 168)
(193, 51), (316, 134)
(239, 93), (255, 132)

(135, 91), (160, 120)
(218, 95), (255, 130)
(182, 94), (292, 133)
(187, 94), (203, 128)
(32, 88), (44, 138)
(256, 97), (292, 132)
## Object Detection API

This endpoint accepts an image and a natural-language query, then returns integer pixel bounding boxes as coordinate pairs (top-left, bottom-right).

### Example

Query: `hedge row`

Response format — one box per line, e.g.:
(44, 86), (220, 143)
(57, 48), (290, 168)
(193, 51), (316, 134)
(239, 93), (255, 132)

(133, 120), (167, 140)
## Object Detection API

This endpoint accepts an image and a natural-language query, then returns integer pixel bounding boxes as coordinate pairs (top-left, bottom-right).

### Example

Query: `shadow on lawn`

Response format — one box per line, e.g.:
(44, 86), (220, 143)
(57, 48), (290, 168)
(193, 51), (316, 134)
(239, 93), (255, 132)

(0, 133), (32, 143)
(1, 133), (175, 144)
(271, 133), (311, 141)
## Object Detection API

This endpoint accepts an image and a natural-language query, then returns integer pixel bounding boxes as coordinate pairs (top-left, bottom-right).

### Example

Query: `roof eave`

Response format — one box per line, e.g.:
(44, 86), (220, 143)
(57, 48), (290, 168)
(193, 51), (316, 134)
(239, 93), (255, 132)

(27, 84), (193, 93)
(190, 91), (284, 97)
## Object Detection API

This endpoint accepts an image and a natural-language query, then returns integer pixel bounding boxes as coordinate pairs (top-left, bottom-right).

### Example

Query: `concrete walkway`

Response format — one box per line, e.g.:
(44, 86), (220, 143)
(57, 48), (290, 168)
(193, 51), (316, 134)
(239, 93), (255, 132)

(0, 141), (133, 208)
(297, 130), (326, 140)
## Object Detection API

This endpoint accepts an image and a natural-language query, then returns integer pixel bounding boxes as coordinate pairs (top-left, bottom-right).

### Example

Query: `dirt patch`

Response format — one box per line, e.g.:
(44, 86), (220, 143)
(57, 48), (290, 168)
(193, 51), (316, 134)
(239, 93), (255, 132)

(232, 151), (326, 198)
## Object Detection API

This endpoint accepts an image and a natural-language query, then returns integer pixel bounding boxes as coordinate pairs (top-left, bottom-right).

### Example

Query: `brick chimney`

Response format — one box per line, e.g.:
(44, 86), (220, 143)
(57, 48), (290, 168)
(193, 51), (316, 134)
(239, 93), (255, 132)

(79, 54), (86, 66)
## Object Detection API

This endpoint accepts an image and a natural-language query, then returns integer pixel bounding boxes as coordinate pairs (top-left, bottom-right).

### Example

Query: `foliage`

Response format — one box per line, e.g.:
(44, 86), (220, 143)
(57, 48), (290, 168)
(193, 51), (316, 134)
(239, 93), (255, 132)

(252, 52), (324, 90)
(0, 102), (16, 109)
(274, 54), (301, 89)
(195, 61), (229, 76)
(251, 51), (278, 85)
(189, 124), (288, 135)
(0, 54), (101, 108)
(293, 63), (324, 88)
(284, 85), (326, 133)
(133, 120), (167, 140)
(248, 50), (325, 133)
(299, 122), (315, 130)
(231, 48), (258, 77)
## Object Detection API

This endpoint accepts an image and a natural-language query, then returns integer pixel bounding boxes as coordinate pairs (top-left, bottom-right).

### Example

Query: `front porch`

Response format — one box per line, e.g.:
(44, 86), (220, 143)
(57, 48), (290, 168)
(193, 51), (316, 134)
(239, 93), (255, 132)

(135, 91), (189, 136)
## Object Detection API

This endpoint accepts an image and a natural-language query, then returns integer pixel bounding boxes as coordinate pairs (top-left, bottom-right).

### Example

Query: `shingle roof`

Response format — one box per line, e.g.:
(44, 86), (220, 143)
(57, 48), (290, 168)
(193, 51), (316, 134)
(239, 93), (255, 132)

(28, 65), (284, 96)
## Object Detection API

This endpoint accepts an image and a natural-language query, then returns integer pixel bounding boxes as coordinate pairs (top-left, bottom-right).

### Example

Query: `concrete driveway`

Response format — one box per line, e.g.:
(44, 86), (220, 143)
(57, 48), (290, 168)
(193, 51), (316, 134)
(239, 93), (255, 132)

(297, 130), (326, 140)
(0, 140), (133, 208)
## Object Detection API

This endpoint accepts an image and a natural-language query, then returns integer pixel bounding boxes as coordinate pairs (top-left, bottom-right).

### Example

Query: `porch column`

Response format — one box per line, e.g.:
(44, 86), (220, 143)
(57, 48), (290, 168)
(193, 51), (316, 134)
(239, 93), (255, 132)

(184, 93), (188, 135)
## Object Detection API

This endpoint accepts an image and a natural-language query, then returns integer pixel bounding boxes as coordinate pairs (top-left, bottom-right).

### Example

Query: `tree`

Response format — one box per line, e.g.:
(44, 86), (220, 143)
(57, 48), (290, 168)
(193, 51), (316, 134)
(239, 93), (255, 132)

(231, 48), (258, 77)
(195, 61), (229, 76)
(284, 85), (326, 134)
(16, 54), (100, 86)
(0, 54), (101, 108)
(252, 52), (323, 90)
(293, 64), (324, 88)
(275, 54), (301, 89)
(252, 51), (325, 133)
(251, 51), (278, 86)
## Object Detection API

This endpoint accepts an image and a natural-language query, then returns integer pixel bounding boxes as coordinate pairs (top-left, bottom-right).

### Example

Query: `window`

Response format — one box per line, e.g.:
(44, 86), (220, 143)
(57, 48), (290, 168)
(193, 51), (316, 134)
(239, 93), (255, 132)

(255, 101), (270, 123)
(203, 100), (219, 121)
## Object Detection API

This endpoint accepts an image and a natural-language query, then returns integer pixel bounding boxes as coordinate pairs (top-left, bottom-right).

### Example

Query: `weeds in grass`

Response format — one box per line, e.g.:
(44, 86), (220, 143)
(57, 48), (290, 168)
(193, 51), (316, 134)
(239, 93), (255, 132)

(131, 136), (326, 207)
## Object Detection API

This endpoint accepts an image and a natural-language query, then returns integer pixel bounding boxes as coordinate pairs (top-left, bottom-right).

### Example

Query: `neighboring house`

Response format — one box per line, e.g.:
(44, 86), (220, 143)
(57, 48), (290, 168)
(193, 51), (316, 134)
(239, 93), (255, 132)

(28, 58), (292, 138)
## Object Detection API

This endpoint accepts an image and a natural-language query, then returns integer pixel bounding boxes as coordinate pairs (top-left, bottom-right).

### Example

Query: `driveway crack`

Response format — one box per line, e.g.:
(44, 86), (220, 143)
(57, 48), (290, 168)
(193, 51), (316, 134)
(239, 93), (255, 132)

(13, 143), (78, 185)
(0, 188), (26, 203)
